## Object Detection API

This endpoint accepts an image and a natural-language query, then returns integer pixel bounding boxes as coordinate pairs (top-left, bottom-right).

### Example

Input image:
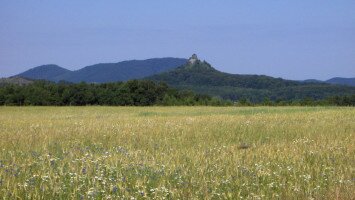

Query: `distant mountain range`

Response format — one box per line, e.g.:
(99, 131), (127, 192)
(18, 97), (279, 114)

(6, 54), (355, 102)
(16, 58), (187, 83)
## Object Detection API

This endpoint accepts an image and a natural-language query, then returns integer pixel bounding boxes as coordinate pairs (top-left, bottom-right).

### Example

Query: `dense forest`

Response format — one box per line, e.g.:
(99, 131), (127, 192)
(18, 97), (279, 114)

(0, 80), (230, 106)
(0, 80), (354, 106)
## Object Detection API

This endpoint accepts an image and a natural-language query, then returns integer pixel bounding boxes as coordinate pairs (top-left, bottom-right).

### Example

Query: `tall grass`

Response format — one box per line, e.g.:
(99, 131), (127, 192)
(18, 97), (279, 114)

(0, 107), (354, 199)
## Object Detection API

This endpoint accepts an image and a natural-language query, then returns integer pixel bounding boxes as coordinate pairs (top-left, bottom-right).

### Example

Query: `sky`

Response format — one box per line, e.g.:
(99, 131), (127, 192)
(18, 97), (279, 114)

(0, 0), (354, 80)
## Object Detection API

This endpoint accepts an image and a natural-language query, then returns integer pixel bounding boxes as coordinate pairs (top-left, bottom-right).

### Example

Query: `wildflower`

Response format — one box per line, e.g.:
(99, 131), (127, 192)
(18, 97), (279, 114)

(268, 182), (275, 188)
(87, 188), (97, 197)
(41, 175), (49, 182)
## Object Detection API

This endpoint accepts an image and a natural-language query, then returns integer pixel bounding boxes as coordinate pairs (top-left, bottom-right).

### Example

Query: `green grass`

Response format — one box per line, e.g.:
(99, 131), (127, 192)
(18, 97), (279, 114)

(0, 106), (354, 199)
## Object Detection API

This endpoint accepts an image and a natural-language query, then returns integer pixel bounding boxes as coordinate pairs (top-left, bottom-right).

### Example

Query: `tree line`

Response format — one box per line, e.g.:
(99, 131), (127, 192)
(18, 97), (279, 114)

(237, 95), (355, 106)
(0, 80), (354, 106)
(0, 80), (230, 106)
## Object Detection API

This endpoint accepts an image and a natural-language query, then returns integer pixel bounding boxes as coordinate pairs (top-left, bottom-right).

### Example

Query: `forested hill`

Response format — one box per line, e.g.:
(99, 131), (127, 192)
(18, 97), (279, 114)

(147, 55), (355, 102)
(17, 58), (187, 83)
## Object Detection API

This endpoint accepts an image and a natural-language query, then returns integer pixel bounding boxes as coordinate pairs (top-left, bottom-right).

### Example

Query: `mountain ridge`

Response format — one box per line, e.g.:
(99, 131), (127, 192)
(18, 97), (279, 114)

(16, 58), (187, 83)
(10, 54), (355, 102)
(14, 56), (354, 86)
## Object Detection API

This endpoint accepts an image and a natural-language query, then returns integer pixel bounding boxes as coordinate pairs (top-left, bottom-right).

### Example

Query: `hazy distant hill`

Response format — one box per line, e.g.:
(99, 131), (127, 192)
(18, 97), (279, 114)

(57, 58), (187, 83)
(16, 58), (187, 83)
(17, 64), (71, 82)
(302, 77), (355, 87)
(303, 79), (323, 83)
(326, 77), (355, 86)
(147, 55), (355, 102)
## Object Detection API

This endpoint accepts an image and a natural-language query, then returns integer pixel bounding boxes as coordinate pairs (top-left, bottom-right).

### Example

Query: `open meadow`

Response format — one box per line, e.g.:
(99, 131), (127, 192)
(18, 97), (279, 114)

(0, 106), (354, 199)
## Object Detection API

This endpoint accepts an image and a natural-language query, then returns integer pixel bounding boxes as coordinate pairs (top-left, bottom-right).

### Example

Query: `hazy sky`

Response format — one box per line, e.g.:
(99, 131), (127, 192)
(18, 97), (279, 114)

(1, 0), (354, 80)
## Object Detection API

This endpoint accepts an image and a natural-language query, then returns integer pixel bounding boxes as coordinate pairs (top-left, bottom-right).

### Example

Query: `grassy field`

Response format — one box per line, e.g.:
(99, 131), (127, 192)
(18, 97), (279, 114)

(0, 106), (354, 199)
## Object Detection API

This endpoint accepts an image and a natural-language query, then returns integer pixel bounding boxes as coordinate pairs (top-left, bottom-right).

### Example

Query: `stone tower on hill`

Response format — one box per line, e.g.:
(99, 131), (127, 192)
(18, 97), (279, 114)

(188, 54), (199, 65)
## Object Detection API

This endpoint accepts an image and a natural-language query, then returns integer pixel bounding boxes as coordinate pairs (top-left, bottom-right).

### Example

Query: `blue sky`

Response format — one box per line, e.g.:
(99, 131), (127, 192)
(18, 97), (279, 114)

(0, 0), (354, 80)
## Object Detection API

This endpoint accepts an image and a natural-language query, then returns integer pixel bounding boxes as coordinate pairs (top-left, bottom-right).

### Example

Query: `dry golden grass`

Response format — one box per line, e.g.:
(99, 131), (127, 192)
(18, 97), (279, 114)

(0, 106), (354, 199)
